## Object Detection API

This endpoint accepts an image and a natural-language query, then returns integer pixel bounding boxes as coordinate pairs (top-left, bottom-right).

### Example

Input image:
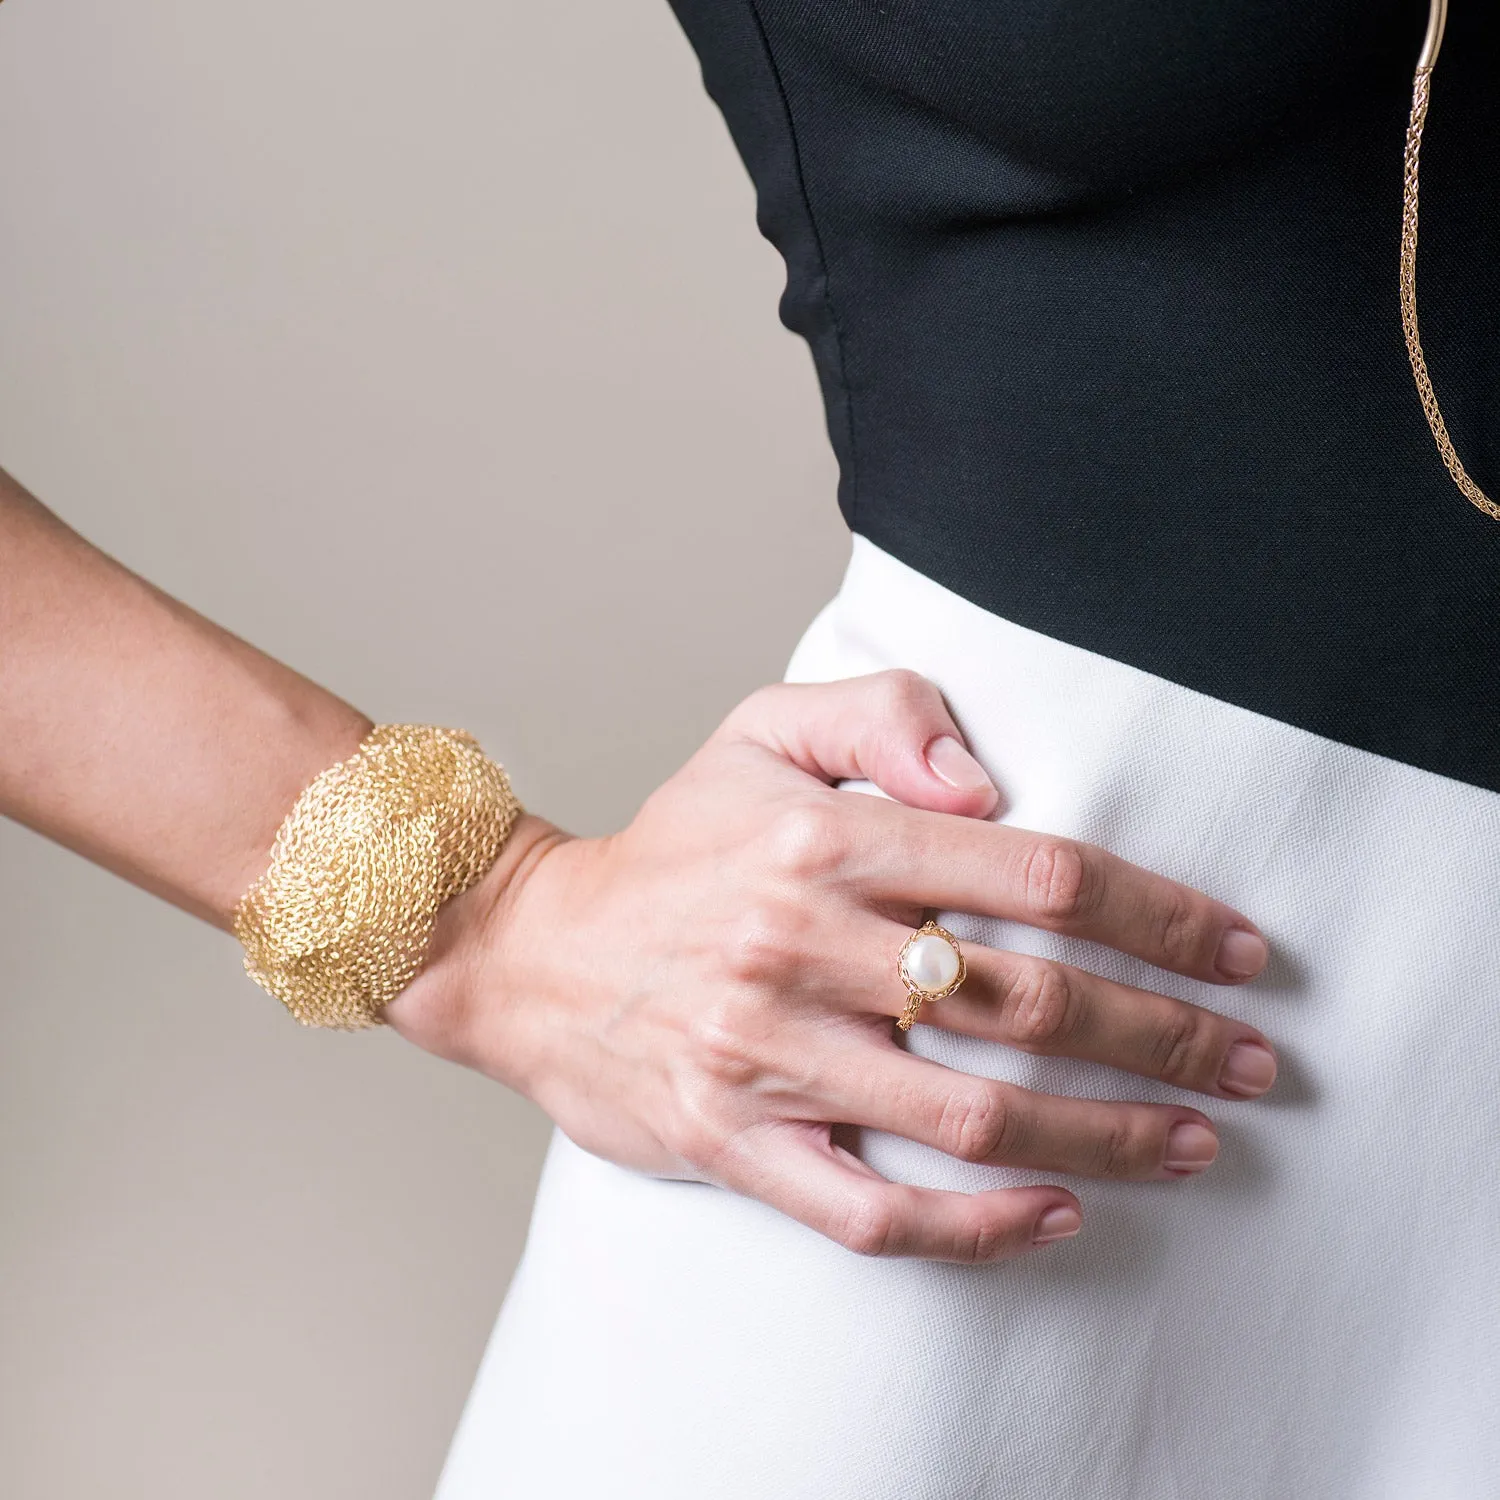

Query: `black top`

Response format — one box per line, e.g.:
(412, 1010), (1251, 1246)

(667, 0), (1500, 794)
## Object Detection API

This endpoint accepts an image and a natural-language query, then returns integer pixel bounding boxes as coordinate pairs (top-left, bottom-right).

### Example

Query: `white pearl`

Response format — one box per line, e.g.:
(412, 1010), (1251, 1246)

(903, 933), (959, 992)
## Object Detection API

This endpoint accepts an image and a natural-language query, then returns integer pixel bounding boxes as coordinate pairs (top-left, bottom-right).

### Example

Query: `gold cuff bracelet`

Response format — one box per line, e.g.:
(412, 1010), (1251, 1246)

(233, 723), (522, 1029)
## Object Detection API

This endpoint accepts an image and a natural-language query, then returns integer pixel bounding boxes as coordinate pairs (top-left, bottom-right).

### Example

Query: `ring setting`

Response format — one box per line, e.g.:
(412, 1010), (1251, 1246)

(896, 919), (966, 1031)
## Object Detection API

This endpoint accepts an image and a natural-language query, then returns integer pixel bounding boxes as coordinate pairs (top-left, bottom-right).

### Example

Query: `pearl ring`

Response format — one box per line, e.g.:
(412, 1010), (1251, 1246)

(895, 919), (966, 1031)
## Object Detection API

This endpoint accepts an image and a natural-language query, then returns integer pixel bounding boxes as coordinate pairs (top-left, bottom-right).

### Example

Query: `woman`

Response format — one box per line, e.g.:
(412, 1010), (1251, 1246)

(4, 1), (1496, 1496)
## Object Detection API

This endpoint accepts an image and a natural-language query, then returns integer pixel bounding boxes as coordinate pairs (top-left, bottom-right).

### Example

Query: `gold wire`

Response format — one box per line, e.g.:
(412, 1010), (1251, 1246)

(1400, 7), (1499, 521)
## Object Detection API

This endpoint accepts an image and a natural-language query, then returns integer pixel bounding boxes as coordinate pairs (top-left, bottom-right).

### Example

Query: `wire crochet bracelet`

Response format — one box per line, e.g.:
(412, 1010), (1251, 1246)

(232, 723), (523, 1029)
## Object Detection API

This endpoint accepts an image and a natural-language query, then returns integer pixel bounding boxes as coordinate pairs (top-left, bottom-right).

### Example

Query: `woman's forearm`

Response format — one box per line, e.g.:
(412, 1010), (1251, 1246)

(0, 466), (373, 929)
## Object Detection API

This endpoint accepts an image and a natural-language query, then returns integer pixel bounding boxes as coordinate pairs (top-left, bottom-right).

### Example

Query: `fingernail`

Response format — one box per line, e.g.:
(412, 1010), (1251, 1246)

(925, 734), (995, 794)
(1219, 1040), (1278, 1097)
(1033, 1205), (1083, 1244)
(1164, 1121), (1219, 1173)
(1215, 927), (1269, 979)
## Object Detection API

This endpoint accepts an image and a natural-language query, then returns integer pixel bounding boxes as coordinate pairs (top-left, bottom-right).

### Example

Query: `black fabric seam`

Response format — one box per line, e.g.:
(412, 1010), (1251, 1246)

(743, 0), (862, 530)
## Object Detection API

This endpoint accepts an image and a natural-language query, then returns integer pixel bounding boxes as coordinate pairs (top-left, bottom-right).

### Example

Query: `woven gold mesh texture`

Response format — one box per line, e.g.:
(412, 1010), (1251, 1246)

(232, 724), (522, 1029)
(1400, 64), (1500, 521)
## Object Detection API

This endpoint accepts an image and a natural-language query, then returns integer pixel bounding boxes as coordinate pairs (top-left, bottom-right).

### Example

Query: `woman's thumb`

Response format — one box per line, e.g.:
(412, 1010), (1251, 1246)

(720, 669), (1000, 818)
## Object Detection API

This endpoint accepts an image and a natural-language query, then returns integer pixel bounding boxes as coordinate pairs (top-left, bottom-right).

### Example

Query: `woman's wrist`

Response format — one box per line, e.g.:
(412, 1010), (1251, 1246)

(381, 810), (573, 1083)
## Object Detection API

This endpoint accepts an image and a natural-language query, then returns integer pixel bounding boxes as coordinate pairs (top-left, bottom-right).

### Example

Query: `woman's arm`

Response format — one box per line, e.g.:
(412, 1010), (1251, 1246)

(0, 467), (563, 929)
(2, 463), (1278, 1262)
(0, 465), (373, 925)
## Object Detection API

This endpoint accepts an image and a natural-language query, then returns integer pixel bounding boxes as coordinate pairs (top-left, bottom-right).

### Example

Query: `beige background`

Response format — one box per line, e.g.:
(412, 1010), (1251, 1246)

(0, 1), (847, 1494)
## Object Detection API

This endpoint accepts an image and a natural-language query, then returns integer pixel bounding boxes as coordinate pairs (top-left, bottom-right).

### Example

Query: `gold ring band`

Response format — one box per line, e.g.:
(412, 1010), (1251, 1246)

(895, 919), (966, 1031)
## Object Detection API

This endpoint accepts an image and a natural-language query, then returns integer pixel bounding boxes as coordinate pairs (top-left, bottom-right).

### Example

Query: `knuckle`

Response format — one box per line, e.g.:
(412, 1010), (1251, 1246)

(763, 799), (849, 882)
(683, 1003), (766, 1088)
(1146, 1009), (1211, 1085)
(721, 902), (801, 986)
(965, 1214), (1017, 1264)
(872, 667), (936, 719)
(1088, 1117), (1145, 1180)
(1020, 838), (1094, 926)
(659, 1082), (733, 1170)
(1002, 961), (1079, 1051)
(1149, 890), (1211, 968)
(832, 1193), (898, 1258)
(941, 1083), (1014, 1163)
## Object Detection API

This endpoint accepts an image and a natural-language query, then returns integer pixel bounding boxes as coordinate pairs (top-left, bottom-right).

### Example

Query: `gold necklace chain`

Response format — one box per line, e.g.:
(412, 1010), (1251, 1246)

(1400, 0), (1500, 520)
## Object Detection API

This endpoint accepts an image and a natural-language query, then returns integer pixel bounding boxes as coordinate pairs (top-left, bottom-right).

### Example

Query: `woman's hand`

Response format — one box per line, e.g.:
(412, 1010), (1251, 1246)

(387, 670), (1277, 1264)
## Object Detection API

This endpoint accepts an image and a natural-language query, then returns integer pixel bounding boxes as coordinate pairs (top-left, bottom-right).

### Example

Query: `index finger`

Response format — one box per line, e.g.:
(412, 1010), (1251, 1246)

(849, 801), (1268, 985)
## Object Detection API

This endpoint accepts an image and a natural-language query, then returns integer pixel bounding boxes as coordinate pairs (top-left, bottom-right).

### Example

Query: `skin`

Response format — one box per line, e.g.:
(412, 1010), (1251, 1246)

(1, 466), (1277, 1263)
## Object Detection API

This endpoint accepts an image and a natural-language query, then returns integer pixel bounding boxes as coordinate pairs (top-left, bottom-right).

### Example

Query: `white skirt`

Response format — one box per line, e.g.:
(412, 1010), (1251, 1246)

(435, 537), (1500, 1500)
